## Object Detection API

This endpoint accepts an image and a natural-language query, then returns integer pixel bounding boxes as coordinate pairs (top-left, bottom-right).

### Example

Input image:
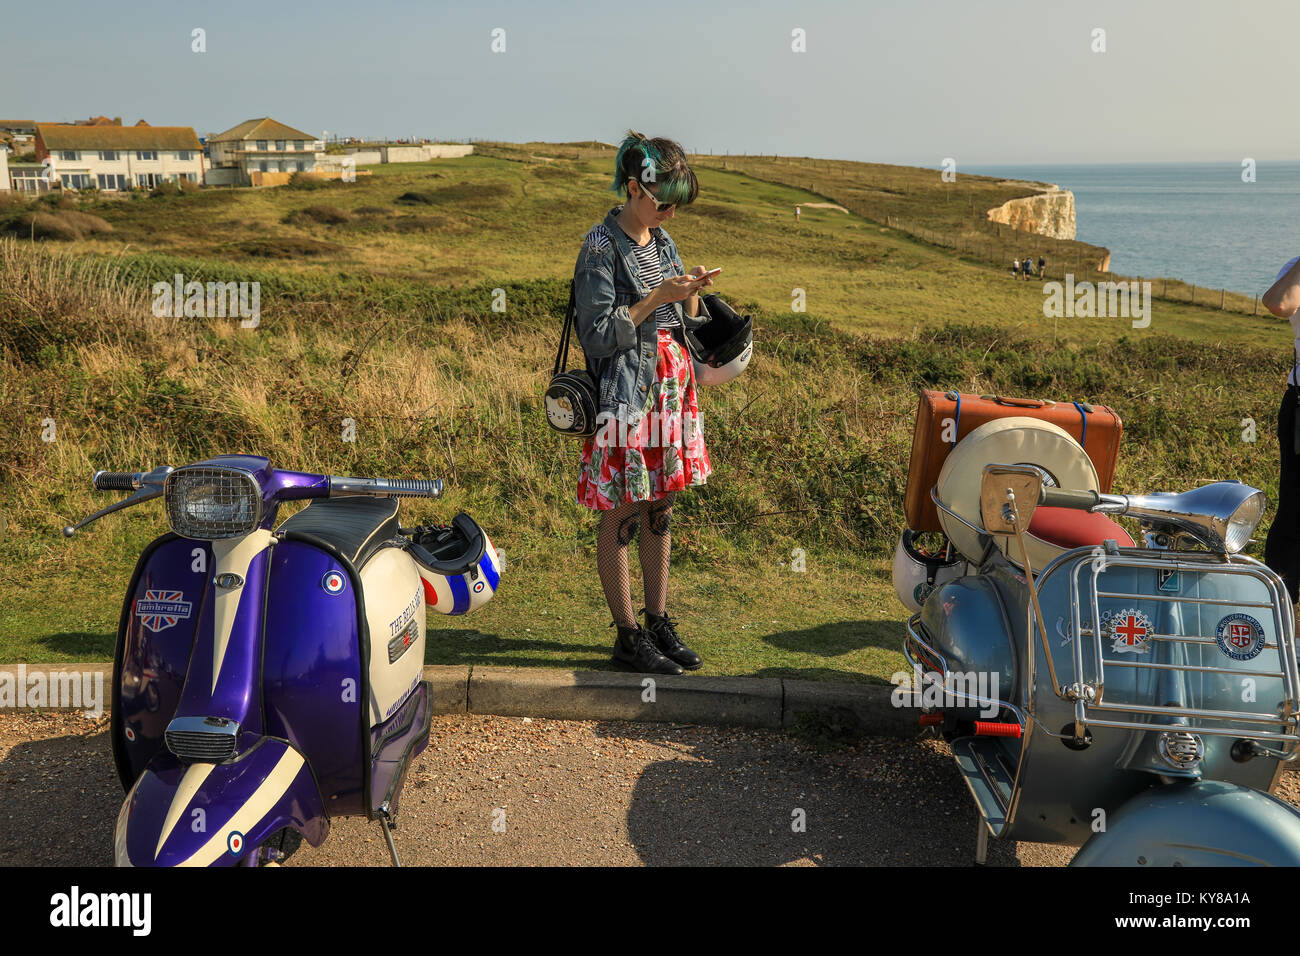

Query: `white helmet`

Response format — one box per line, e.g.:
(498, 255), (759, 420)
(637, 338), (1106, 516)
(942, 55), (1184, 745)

(686, 294), (752, 386)
(891, 530), (965, 614)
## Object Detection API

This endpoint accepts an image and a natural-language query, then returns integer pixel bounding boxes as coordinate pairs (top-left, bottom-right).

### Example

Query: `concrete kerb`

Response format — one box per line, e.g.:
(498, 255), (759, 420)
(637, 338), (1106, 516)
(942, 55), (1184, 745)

(0, 662), (902, 736)
(7, 663), (1296, 771)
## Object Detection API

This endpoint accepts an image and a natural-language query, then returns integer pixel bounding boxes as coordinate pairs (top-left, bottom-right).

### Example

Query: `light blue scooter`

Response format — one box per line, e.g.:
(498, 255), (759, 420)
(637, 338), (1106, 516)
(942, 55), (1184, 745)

(901, 418), (1300, 865)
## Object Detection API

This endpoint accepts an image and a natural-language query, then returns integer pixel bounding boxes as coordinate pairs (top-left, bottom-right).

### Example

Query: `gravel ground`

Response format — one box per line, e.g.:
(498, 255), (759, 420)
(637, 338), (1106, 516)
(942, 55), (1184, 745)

(1, 712), (1296, 867)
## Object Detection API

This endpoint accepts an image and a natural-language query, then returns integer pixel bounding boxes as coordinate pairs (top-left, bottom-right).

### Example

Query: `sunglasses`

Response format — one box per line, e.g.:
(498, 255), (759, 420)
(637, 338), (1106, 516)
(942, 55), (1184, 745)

(631, 178), (676, 213)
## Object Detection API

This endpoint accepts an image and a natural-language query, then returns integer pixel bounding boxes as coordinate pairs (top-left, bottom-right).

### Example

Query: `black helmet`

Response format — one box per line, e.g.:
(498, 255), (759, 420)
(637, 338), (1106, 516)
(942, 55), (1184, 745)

(685, 294), (753, 386)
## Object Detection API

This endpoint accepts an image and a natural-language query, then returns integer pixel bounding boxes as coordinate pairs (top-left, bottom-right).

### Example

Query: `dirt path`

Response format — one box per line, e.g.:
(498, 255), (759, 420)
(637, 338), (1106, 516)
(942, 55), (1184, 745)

(3, 712), (1295, 867)
(798, 202), (850, 214)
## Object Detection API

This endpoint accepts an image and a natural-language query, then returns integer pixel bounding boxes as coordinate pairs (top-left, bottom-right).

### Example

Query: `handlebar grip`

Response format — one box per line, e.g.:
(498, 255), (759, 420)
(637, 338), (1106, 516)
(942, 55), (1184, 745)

(92, 471), (140, 492)
(385, 479), (444, 498)
(328, 476), (444, 498)
(1040, 488), (1101, 511)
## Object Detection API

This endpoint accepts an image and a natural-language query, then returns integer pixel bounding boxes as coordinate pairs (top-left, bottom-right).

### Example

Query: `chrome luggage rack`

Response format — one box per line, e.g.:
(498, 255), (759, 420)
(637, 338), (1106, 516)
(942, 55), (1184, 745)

(1062, 550), (1300, 744)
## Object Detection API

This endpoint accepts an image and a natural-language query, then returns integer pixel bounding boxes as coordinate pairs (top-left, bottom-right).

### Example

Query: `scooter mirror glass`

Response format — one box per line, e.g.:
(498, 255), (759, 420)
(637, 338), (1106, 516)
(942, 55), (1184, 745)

(979, 464), (1044, 535)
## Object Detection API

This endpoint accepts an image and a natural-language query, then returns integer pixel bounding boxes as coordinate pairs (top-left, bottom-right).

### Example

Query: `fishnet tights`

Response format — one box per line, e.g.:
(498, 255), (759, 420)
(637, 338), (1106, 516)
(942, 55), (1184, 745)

(595, 493), (675, 627)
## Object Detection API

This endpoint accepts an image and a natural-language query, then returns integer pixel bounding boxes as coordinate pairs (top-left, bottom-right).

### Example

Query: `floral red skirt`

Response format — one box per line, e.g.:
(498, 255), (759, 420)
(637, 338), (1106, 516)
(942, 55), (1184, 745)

(576, 329), (712, 510)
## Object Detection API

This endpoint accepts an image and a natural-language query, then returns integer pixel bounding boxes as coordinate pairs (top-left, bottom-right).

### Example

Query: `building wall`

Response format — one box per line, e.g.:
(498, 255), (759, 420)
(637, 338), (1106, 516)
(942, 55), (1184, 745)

(342, 148), (383, 165)
(0, 150), (9, 191)
(41, 148), (204, 189)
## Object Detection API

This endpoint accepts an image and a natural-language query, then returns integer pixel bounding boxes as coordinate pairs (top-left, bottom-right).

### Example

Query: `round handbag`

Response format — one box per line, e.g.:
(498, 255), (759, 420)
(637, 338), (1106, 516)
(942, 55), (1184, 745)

(545, 280), (600, 437)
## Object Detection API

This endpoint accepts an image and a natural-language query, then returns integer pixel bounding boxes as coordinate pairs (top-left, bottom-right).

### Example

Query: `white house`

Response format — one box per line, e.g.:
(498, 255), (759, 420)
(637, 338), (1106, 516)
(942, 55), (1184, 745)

(0, 146), (9, 191)
(35, 122), (204, 190)
(208, 118), (322, 185)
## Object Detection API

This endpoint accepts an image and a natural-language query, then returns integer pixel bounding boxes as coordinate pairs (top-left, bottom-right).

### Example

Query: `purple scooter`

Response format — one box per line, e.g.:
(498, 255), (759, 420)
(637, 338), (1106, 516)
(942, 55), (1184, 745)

(64, 454), (503, 866)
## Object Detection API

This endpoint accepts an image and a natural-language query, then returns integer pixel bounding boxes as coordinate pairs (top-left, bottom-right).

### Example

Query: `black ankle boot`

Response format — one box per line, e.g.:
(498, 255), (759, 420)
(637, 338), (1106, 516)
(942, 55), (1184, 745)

(611, 622), (683, 675)
(640, 609), (702, 670)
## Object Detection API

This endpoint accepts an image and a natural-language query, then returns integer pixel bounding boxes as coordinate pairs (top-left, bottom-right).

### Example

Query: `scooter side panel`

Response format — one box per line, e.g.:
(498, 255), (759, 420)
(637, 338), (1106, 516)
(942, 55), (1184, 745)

(917, 575), (1017, 707)
(116, 736), (328, 867)
(1070, 779), (1300, 866)
(114, 534), (212, 789)
(370, 680), (433, 815)
(360, 547), (426, 727)
(263, 538), (366, 816)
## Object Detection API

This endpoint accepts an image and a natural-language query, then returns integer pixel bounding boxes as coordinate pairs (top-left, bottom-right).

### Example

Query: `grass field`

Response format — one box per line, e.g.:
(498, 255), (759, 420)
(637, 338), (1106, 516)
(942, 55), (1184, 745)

(0, 146), (1292, 683)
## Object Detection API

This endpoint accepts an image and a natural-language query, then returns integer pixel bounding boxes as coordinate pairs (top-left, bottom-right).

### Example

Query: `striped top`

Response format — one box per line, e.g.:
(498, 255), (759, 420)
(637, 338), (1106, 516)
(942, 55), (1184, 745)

(628, 236), (681, 330)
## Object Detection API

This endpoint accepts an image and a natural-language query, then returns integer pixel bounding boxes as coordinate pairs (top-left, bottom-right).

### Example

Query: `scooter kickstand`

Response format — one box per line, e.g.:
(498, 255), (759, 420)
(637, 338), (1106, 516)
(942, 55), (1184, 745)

(974, 818), (989, 866)
(377, 804), (402, 867)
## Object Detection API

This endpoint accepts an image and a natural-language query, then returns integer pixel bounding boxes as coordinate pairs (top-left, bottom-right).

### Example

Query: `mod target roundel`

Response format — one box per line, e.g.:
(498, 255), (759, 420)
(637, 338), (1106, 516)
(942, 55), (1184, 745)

(322, 570), (346, 595)
(227, 831), (245, 855)
(473, 580), (485, 593)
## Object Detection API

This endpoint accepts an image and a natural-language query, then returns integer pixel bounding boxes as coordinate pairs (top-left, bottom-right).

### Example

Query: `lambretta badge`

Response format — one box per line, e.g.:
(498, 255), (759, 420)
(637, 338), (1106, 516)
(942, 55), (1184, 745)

(135, 590), (193, 633)
(1105, 608), (1152, 654)
(1215, 613), (1266, 662)
(214, 572), (243, 590)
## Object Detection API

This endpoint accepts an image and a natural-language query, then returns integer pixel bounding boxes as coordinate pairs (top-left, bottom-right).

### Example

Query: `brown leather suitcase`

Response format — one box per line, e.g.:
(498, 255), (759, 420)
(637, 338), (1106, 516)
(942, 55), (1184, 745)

(904, 390), (1123, 533)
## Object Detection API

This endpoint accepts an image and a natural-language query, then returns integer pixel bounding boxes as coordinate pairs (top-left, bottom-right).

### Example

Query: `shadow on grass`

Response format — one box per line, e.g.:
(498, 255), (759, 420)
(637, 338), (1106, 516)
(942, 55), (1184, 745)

(32, 631), (116, 659)
(760, 617), (905, 657)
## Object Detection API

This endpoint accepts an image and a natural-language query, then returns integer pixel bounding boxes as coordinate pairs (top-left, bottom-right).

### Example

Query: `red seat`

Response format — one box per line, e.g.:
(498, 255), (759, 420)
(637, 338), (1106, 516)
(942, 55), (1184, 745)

(1027, 506), (1135, 550)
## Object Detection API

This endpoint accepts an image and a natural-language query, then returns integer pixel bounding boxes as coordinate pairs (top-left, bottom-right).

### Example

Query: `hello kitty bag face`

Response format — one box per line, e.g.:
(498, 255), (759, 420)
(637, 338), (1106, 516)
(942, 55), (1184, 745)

(545, 280), (599, 437)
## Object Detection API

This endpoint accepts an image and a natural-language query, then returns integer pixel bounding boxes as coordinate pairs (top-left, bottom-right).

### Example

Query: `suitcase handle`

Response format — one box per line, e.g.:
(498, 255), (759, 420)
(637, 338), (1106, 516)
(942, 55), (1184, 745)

(979, 394), (1055, 409)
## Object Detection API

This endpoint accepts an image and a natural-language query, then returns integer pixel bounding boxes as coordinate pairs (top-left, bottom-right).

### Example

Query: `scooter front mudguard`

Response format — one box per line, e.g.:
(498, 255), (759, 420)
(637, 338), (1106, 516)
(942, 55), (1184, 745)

(114, 737), (328, 867)
(1070, 779), (1300, 867)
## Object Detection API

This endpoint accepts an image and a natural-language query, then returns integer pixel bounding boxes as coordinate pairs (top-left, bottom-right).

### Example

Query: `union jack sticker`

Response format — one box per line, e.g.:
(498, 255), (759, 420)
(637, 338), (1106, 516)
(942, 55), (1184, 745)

(1106, 608), (1153, 655)
(134, 590), (193, 633)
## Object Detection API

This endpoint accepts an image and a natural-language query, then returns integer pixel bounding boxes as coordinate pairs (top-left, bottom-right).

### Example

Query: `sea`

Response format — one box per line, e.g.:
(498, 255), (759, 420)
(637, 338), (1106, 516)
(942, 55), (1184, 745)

(963, 162), (1300, 297)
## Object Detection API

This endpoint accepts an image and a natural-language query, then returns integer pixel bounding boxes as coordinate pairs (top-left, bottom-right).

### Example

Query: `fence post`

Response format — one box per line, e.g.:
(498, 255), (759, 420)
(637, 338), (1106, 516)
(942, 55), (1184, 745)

(1220, 288), (1225, 310)
(1255, 293), (1260, 315)
(1191, 285), (1196, 305)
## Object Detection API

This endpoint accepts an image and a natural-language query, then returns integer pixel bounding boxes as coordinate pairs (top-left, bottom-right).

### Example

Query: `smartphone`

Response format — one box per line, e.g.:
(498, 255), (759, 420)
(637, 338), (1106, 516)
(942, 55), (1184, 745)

(697, 268), (722, 280)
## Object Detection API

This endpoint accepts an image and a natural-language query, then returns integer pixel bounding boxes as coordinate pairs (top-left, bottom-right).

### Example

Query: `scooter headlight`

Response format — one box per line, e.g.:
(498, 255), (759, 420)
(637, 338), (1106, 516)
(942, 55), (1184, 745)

(1223, 490), (1266, 554)
(165, 466), (263, 539)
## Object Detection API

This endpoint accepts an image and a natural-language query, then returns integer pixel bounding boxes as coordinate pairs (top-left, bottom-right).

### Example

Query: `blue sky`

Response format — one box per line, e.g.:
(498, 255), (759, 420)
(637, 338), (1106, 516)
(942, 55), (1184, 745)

(5, 0), (1297, 165)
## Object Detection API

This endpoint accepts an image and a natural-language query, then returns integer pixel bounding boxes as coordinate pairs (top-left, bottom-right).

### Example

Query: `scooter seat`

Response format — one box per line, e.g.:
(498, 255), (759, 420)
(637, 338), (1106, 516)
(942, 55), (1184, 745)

(278, 497), (400, 568)
(1027, 507), (1135, 551)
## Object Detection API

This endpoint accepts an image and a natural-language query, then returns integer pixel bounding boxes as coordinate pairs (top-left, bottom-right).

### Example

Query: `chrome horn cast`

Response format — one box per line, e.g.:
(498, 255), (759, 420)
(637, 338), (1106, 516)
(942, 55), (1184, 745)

(1158, 731), (1205, 769)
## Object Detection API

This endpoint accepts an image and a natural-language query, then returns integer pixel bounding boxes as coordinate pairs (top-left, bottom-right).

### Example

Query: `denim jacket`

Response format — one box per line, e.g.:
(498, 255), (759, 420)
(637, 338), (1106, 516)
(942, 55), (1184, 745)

(572, 205), (708, 428)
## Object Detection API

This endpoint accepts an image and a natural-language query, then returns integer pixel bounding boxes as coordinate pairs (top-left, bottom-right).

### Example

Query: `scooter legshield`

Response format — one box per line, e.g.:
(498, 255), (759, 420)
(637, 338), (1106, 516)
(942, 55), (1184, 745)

(115, 737), (328, 867)
(1070, 779), (1300, 867)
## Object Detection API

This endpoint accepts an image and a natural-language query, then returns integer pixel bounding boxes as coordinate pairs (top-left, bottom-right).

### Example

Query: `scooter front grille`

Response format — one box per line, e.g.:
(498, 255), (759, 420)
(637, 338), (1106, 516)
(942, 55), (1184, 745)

(165, 716), (240, 762)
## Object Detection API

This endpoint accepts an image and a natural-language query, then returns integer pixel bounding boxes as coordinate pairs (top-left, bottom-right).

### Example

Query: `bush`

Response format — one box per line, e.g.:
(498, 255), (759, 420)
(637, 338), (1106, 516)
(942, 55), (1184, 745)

(232, 237), (341, 258)
(4, 210), (113, 241)
(283, 205), (351, 225)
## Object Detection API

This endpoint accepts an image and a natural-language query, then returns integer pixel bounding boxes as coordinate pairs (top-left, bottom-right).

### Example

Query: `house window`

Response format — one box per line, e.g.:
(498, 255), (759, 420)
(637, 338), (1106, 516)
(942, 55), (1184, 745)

(275, 140), (285, 150)
(97, 173), (129, 190)
(60, 150), (77, 161)
(99, 150), (119, 161)
(186, 173), (197, 183)
(137, 150), (157, 161)
(61, 173), (92, 189)
(259, 161), (268, 172)
(295, 141), (305, 151)
(177, 150), (192, 161)
(257, 140), (268, 151)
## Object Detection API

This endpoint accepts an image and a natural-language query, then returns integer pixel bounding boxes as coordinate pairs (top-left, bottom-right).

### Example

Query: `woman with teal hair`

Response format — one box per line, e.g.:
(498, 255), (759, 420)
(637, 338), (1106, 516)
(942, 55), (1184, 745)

(571, 130), (717, 675)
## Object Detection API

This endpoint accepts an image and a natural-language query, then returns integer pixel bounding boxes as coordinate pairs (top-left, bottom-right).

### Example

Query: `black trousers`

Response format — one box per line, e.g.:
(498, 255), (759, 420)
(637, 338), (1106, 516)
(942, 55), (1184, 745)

(1265, 385), (1300, 604)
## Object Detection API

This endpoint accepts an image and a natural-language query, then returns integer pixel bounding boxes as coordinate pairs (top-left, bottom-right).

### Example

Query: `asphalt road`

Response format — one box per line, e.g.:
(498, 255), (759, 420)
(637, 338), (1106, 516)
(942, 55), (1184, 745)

(2, 712), (1296, 867)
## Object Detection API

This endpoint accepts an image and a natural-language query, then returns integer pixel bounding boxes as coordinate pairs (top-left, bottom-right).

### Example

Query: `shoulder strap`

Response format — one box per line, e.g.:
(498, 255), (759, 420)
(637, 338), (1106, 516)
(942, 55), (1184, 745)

(553, 279), (577, 377)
